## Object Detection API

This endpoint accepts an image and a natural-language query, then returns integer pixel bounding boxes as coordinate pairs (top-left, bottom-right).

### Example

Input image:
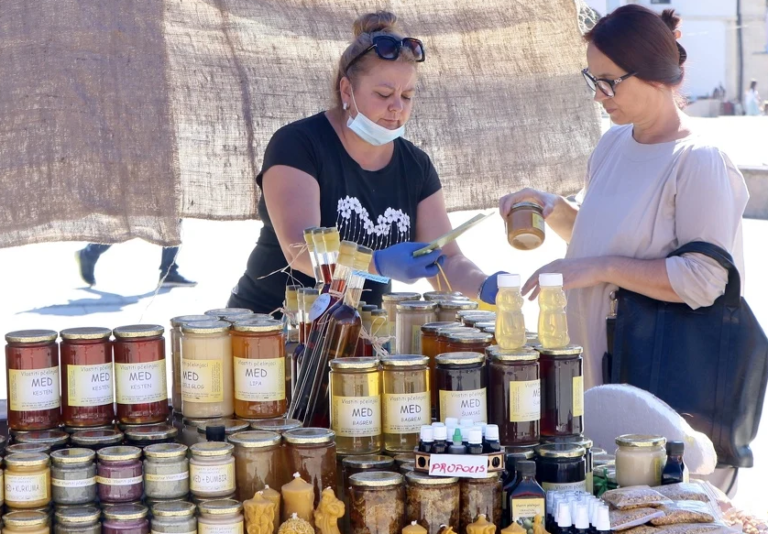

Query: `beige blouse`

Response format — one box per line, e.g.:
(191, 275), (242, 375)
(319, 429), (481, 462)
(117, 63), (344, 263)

(566, 124), (749, 391)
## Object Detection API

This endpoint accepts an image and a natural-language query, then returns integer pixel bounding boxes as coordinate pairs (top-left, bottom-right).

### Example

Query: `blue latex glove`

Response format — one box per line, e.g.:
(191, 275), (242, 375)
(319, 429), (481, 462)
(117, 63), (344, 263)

(373, 242), (445, 284)
(479, 271), (509, 305)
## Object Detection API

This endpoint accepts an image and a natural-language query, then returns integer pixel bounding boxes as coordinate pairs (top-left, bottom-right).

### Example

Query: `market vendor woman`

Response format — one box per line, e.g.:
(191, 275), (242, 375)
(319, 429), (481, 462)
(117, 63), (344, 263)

(229, 11), (500, 313)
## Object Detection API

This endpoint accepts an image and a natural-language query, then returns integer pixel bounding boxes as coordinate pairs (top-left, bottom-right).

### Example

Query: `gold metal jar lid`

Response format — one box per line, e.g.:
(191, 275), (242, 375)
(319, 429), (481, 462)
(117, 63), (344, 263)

(15, 429), (69, 447)
(181, 320), (230, 334)
(196, 418), (250, 435)
(204, 308), (253, 319)
(535, 345), (584, 357)
(232, 318), (283, 333)
(113, 324), (164, 339)
(283, 427), (335, 445)
(457, 310), (493, 319)
(151, 501), (196, 518)
(511, 201), (544, 211)
(55, 506), (101, 525)
(329, 357), (378, 371)
(250, 418), (303, 433)
(342, 454), (395, 470)
(543, 436), (594, 450)
(405, 471), (459, 486)
(190, 441), (234, 457)
(615, 434), (667, 448)
(170, 315), (211, 327)
(438, 300), (479, 311)
(51, 447), (96, 465)
(5, 329), (58, 343)
(60, 327), (112, 340)
(125, 424), (178, 442)
(423, 291), (465, 302)
(71, 429), (124, 447)
(536, 443), (586, 459)
(350, 471), (404, 488)
(393, 453), (414, 466)
(144, 443), (189, 459)
(3, 511), (49, 528)
(445, 332), (494, 344)
(421, 321), (461, 334)
(435, 352), (486, 366)
(396, 300), (437, 312)
(4, 452), (50, 468)
(102, 504), (148, 521)
(198, 499), (242, 516)
(382, 292), (421, 302)
(97, 446), (142, 462)
(6, 443), (50, 455)
(227, 430), (281, 449)
(487, 346), (539, 362)
(380, 355), (429, 368)
(436, 326), (477, 338)
(473, 321), (495, 330)
(463, 315), (497, 327)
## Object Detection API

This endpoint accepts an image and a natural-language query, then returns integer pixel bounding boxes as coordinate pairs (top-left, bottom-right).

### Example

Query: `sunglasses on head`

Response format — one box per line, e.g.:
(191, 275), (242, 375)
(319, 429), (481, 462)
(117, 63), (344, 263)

(346, 35), (426, 73)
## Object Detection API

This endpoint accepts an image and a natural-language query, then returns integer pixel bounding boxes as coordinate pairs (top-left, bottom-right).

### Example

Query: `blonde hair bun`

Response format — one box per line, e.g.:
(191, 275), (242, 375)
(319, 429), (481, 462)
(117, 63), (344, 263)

(353, 11), (399, 38)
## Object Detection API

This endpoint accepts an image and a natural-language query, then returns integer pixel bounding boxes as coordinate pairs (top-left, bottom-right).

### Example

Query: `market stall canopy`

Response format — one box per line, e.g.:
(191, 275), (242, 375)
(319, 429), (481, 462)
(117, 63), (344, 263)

(0, 0), (601, 247)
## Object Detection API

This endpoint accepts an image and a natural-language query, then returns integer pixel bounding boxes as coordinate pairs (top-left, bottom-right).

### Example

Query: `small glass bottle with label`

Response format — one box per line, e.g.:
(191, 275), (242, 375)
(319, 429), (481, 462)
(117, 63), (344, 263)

(537, 346), (584, 437)
(181, 320), (234, 419)
(4, 453), (51, 509)
(506, 460), (546, 527)
(189, 442), (237, 500)
(380, 355), (431, 454)
(231, 318), (286, 420)
(102, 504), (150, 534)
(150, 501), (197, 534)
(5, 330), (61, 431)
(112, 325), (169, 425)
(329, 357), (382, 455)
(395, 301), (437, 355)
(197, 499), (244, 534)
(487, 346), (540, 446)
(60, 327), (115, 428)
(50, 448), (97, 505)
(97, 446), (144, 504)
(435, 352), (488, 423)
(143, 443), (189, 500)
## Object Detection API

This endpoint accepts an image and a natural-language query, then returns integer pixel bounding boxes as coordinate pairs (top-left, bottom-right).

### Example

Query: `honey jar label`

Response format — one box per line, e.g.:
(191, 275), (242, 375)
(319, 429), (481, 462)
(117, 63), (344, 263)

(572, 375), (584, 417)
(511, 497), (545, 521)
(190, 463), (236, 493)
(145, 471), (190, 482)
(52, 476), (96, 488)
(331, 395), (382, 437)
(509, 379), (541, 423)
(181, 359), (224, 403)
(383, 391), (430, 433)
(67, 362), (114, 407)
(198, 521), (243, 534)
(542, 480), (587, 492)
(115, 359), (167, 404)
(154, 531), (196, 534)
(96, 475), (144, 486)
(233, 356), (286, 402)
(439, 388), (487, 421)
(8, 366), (61, 412)
(532, 212), (545, 232)
(411, 325), (422, 353)
(5, 472), (49, 502)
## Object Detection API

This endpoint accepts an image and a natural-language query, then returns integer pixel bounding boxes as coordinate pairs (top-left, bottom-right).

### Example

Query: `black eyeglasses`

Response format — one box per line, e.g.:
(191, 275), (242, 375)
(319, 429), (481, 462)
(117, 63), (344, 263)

(346, 36), (426, 73)
(582, 68), (636, 98)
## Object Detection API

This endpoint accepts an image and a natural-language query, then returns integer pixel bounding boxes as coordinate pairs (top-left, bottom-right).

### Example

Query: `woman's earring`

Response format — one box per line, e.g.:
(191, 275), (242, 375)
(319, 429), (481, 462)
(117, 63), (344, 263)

(342, 102), (349, 111)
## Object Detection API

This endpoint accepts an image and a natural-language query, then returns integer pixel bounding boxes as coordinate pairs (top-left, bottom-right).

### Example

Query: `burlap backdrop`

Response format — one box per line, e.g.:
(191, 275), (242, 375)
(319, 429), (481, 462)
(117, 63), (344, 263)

(0, 0), (601, 247)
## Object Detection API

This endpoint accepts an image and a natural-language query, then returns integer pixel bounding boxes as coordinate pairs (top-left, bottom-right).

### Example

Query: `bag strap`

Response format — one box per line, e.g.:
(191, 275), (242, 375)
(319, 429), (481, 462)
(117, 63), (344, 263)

(667, 241), (741, 307)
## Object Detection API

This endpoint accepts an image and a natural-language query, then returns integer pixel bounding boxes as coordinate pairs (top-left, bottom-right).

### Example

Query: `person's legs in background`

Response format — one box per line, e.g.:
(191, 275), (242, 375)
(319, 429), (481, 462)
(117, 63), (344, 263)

(159, 246), (197, 287)
(75, 244), (112, 285)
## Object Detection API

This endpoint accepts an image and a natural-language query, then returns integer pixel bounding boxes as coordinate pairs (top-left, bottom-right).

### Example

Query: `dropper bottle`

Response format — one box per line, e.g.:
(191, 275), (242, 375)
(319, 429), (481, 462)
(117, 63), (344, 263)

(449, 428), (467, 454)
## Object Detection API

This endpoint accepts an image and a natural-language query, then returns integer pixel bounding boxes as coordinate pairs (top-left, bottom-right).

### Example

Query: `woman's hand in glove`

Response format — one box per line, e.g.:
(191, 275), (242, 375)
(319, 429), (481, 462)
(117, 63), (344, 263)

(373, 242), (445, 284)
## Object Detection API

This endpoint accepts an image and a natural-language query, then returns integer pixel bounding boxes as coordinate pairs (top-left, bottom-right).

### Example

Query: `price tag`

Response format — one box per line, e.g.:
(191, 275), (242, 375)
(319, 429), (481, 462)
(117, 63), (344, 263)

(308, 293), (332, 322)
(428, 454), (489, 478)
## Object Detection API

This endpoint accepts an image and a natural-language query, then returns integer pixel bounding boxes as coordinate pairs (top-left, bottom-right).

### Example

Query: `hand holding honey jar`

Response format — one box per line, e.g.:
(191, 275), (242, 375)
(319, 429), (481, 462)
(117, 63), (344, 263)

(499, 188), (576, 249)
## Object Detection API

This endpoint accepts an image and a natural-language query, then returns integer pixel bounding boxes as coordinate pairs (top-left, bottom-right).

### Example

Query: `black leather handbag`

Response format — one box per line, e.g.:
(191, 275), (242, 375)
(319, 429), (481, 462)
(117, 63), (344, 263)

(605, 241), (768, 468)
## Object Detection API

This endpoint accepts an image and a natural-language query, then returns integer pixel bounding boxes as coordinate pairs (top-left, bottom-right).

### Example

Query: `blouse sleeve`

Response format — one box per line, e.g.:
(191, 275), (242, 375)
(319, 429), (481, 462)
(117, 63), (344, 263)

(665, 146), (749, 309)
(257, 124), (320, 187)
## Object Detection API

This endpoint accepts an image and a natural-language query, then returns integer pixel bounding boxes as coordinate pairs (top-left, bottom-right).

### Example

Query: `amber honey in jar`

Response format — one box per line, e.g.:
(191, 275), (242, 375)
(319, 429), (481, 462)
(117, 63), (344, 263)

(537, 345), (584, 437)
(435, 352), (487, 423)
(487, 346), (540, 446)
(395, 301), (437, 355)
(231, 318), (286, 420)
(436, 300), (478, 323)
(435, 326), (476, 358)
(60, 327), (114, 428)
(420, 322), (460, 416)
(112, 325), (169, 425)
(349, 471), (405, 534)
(380, 356), (430, 454)
(5, 330), (61, 431)
(445, 331), (493, 355)
(283, 428), (337, 507)
(506, 201), (546, 250)
(329, 358), (382, 455)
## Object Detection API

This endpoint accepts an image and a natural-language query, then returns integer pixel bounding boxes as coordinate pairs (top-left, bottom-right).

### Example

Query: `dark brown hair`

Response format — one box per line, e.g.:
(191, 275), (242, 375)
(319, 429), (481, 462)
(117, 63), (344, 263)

(585, 5), (686, 87)
(332, 11), (419, 109)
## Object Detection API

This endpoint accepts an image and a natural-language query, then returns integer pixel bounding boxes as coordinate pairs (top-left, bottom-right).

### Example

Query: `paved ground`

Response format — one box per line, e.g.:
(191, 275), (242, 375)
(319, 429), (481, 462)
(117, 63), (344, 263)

(0, 116), (765, 515)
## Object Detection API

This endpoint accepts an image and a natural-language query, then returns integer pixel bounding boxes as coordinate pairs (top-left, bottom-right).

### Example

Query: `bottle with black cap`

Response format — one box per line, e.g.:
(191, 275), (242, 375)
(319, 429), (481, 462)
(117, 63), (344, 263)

(206, 425), (226, 442)
(662, 441), (686, 485)
(467, 428), (484, 455)
(507, 460), (546, 527)
(483, 424), (502, 453)
(433, 425), (448, 454)
(418, 425), (434, 453)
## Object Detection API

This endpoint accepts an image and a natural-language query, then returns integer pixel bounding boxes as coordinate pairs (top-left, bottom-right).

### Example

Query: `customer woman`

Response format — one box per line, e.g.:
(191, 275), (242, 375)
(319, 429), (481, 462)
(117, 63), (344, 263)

(229, 11), (500, 313)
(500, 6), (749, 391)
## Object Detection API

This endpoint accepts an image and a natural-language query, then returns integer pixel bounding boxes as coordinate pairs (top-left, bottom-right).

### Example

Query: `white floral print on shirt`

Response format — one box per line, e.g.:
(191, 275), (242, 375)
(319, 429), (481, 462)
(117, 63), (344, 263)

(335, 196), (410, 250)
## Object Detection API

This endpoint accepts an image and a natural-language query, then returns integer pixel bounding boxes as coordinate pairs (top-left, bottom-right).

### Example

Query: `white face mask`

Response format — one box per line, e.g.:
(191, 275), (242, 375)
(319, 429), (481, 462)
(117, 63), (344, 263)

(346, 90), (405, 146)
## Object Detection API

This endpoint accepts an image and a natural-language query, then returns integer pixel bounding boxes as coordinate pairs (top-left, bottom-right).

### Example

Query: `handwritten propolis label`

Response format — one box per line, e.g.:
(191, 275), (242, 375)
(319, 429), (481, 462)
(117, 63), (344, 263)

(428, 454), (489, 478)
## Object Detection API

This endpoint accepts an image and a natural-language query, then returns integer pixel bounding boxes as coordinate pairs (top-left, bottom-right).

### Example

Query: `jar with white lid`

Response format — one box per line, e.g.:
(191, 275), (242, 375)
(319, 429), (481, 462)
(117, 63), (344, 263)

(189, 442), (236, 499)
(143, 443), (189, 499)
(615, 434), (667, 487)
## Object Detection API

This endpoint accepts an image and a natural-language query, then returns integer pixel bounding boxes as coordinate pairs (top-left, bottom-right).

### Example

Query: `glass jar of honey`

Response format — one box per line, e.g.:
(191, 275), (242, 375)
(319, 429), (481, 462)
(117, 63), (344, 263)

(436, 300), (478, 323)
(3, 511), (50, 534)
(445, 332), (493, 354)
(405, 472), (459, 534)
(435, 326), (476, 358)
(227, 430), (285, 501)
(395, 301), (437, 355)
(60, 327), (114, 428)
(283, 428), (337, 507)
(487, 346), (540, 446)
(169, 315), (211, 413)
(4, 453), (51, 509)
(435, 352), (487, 423)
(231, 318), (286, 420)
(349, 472), (405, 534)
(382, 293), (421, 343)
(181, 321), (234, 419)
(329, 358), (382, 455)
(112, 325), (169, 425)
(5, 330), (61, 431)
(537, 346), (584, 437)
(506, 202), (546, 251)
(380, 356), (430, 454)
(420, 322), (460, 417)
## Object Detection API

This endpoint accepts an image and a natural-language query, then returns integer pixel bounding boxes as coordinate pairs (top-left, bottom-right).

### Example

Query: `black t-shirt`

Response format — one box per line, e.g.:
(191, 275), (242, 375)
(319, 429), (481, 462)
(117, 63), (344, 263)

(229, 112), (442, 314)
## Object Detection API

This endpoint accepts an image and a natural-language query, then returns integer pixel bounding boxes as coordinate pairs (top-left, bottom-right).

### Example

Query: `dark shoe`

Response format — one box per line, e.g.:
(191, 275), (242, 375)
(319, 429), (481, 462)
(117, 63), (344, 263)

(75, 249), (97, 286)
(161, 270), (197, 287)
